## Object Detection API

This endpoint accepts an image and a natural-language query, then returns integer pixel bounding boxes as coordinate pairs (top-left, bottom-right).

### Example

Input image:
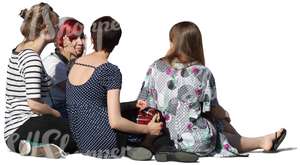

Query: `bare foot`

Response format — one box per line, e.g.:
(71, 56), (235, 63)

(262, 128), (285, 151)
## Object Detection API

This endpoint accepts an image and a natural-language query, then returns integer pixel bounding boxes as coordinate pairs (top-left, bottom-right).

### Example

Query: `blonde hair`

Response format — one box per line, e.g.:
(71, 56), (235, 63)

(19, 2), (59, 41)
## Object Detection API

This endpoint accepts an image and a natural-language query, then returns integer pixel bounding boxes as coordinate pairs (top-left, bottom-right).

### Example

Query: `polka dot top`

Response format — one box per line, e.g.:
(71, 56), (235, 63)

(66, 62), (122, 158)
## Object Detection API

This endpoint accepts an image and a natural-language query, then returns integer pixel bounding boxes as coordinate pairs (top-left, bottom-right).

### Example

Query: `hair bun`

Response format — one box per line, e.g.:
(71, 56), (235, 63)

(19, 8), (28, 19)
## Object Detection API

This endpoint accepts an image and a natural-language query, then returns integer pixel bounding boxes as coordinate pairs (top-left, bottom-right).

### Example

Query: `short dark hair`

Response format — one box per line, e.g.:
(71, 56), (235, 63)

(90, 16), (122, 53)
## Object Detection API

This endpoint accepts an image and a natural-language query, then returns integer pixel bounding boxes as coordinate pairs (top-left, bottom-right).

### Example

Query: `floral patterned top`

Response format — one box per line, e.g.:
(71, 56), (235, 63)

(138, 58), (242, 157)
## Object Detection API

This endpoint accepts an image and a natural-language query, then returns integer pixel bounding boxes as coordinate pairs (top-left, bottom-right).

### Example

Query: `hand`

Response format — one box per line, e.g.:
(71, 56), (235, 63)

(51, 109), (61, 118)
(136, 100), (148, 111)
(63, 36), (76, 57)
(147, 113), (162, 135)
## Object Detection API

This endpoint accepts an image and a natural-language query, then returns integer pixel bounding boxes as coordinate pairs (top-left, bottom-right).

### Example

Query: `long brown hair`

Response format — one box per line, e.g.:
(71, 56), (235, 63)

(164, 21), (205, 66)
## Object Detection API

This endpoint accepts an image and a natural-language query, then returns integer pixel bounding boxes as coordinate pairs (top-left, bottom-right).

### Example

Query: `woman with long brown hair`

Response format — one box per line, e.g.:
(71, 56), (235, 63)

(137, 21), (286, 157)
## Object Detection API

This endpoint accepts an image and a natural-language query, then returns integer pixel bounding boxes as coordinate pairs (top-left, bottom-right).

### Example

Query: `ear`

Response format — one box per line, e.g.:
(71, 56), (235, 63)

(40, 27), (48, 35)
(63, 35), (71, 47)
(39, 28), (48, 39)
(170, 42), (174, 48)
(44, 24), (54, 34)
(41, 25), (55, 39)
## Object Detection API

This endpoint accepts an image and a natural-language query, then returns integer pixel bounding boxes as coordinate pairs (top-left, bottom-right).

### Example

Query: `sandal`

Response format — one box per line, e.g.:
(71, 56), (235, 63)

(266, 128), (287, 153)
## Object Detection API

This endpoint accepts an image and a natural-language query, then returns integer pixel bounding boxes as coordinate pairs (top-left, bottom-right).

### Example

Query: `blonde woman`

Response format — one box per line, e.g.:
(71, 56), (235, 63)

(5, 3), (77, 158)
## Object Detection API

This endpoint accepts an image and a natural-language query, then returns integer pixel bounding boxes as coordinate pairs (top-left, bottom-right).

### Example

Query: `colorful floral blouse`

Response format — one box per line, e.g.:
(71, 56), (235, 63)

(138, 58), (243, 157)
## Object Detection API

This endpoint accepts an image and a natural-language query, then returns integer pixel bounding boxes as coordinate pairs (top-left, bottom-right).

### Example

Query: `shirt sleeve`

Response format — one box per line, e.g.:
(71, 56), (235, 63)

(19, 54), (43, 99)
(48, 62), (67, 85)
(208, 73), (219, 107)
(137, 62), (157, 109)
(104, 64), (122, 90)
(43, 56), (67, 85)
(202, 70), (219, 113)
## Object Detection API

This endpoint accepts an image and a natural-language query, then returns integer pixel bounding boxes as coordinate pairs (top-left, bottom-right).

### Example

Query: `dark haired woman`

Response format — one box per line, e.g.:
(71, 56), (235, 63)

(66, 16), (162, 159)
(137, 21), (287, 157)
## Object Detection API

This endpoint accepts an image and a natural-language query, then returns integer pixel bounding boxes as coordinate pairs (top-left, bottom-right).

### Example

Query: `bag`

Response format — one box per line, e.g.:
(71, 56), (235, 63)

(136, 107), (160, 125)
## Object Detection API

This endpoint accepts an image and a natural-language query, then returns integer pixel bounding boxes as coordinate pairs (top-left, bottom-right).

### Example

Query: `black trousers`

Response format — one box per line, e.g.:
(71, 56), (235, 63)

(6, 101), (174, 154)
(120, 101), (175, 153)
(6, 115), (78, 154)
(4, 102), (136, 155)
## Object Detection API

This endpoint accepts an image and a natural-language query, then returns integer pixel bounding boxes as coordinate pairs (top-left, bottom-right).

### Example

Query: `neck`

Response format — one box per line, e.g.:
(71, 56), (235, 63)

(92, 50), (110, 59)
(21, 37), (47, 55)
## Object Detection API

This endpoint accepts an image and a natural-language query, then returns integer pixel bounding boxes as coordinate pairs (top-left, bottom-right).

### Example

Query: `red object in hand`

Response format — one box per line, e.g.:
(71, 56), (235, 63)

(137, 108), (158, 125)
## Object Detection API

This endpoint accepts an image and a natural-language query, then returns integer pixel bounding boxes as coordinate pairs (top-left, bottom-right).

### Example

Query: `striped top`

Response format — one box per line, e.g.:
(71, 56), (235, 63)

(5, 49), (52, 140)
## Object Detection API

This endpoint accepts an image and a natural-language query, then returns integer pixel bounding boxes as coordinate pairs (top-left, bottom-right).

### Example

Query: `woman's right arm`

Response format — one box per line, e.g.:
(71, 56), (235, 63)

(27, 99), (61, 117)
(20, 53), (60, 118)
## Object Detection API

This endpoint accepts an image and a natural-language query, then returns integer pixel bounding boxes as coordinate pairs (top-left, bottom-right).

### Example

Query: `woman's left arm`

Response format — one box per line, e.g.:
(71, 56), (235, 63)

(203, 70), (231, 122)
(210, 105), (231, 122)
(136, 63), (157, 109)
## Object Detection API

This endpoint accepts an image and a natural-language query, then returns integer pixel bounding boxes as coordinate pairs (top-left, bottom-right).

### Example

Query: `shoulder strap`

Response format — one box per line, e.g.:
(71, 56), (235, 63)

(74, 62), (97, 69)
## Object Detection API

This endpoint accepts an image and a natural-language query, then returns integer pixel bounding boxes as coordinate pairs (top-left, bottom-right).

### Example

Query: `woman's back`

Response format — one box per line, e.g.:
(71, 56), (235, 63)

(5, 49), (52, 140)
(138, 59), (218, 153)
(140, 59), (217, 111)
(66, 58), (122, 157)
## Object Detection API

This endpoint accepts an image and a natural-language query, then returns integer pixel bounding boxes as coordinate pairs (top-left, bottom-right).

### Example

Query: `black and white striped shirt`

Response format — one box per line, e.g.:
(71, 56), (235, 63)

(5, 49), (52, 140)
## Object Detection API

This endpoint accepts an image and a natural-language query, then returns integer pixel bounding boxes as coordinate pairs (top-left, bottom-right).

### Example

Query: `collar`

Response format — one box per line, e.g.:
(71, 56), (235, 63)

(53, 48), (69, 64)
(171, 58), (199, 70)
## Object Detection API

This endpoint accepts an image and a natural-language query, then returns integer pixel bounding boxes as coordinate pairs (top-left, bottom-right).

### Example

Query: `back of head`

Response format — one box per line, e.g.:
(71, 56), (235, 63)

(166, 21), (205, 66)
(90, 16), (122, 53)
(19, 2), (59, 41)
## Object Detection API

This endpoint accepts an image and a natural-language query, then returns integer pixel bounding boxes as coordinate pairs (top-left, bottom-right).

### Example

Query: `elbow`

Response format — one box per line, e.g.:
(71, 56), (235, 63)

(109, 120), (120, 130)
(27, 100), (38, 112)
(27, 98), (45, 114)
(28, 104), (41, 114)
